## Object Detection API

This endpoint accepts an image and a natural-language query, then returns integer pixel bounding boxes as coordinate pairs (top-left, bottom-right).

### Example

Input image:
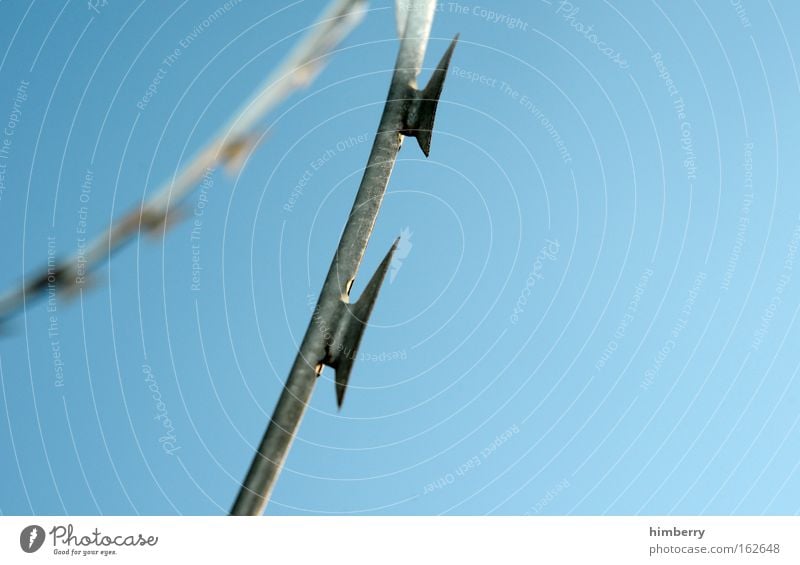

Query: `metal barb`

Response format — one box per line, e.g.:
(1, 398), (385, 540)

(231, 0), (457, 515)
(401, 33), (459, 157)
(329, 237), (400, 408)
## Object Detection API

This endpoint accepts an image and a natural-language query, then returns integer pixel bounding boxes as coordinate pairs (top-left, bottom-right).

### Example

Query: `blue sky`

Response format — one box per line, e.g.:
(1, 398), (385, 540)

(1, 0), (800, 515)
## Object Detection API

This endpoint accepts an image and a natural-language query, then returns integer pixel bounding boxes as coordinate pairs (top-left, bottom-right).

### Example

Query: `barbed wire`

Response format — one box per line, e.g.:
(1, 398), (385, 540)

(0, 0), (368, 326)
(230, 0), (458, 515)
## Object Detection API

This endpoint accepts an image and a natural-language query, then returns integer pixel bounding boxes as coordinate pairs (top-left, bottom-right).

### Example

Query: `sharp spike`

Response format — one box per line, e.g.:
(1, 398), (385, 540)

(331, 238), (399, 408)
(353, 237), (399, 314)
(335, 377), (348, 408)
(403, 33), (459, 157)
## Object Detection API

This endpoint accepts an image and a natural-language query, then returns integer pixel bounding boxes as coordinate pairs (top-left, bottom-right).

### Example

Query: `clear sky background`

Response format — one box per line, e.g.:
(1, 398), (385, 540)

(1, 0), (799, 516)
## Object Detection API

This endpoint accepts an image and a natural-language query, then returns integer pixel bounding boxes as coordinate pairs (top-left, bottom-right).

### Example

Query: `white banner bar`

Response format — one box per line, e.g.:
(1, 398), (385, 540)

(1, 517), (797, 564)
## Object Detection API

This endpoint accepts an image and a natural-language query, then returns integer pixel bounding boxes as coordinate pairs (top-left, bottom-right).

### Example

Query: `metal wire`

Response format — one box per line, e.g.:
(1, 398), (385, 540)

(230, 0), (458, 516)
(0, 0), (368, 324)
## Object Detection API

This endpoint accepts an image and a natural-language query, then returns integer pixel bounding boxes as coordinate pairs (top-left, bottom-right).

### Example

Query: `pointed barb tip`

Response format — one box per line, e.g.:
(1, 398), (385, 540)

(330, 239), (400, 408)
(401, 34), (459, 157)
